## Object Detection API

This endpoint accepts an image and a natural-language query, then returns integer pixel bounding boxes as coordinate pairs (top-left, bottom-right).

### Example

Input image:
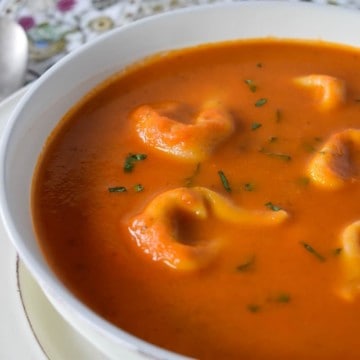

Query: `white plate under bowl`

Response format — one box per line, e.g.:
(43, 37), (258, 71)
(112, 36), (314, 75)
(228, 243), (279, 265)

(2, 2), (360, 360)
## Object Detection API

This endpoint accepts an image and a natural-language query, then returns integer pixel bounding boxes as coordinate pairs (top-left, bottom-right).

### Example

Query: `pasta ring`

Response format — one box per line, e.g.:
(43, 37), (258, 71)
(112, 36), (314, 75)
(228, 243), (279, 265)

(294, 74), (346, 111)
(128, 187), (288, 271)
(308, 128), (360, 190)
(131, 101), (235, 162)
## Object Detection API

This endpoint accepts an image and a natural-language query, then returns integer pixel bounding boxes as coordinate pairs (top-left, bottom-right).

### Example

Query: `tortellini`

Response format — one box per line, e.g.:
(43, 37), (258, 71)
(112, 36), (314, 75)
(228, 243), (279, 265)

(337, 220), (360, 301)
(131, 100), (235, 162)
(128, 187), (288, 271)
(308, 129), (360, 190)
(294, 74), (346, 111)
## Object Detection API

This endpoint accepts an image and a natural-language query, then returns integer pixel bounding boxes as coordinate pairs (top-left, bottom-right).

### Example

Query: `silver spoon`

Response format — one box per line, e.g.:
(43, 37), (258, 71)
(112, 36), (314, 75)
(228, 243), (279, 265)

(0, 16), (28, 101)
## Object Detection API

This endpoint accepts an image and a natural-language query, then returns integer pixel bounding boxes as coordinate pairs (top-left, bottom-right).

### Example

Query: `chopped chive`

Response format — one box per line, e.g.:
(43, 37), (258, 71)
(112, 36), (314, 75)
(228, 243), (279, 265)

(255, 98), (268, 107)
(251, 122), (262, 131)
(244, 182), (255, 192)
(236, 256), (255, 272)
(276, 109), (282, 122)
(123, 153), (147, 173)
(244, 79), (257, 92)
(263, 152), (292, 162)
(108, 186), (127, 193)
(268, 292), (292, 303)
(333, 247), (343, 256)
(134, 184), (144, 192)
(269, 136), (278, 143)
(300, 241), (326, 262)
(265, 202), (282, 212)
(185, 163), (201, 187)
(247, 304), (261, 313)
(275, 293), (291, 303)
(218, 170), (232, 192)
(124, 162), (133, 172)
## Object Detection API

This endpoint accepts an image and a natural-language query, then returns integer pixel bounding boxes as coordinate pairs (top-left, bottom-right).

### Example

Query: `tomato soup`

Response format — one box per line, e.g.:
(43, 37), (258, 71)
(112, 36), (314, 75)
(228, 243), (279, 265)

(32, 40), (360, 359)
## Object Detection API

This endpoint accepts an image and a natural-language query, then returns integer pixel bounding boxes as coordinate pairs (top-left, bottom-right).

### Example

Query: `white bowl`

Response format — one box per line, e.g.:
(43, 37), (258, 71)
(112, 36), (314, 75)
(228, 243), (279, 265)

(2, 1), (360, 359)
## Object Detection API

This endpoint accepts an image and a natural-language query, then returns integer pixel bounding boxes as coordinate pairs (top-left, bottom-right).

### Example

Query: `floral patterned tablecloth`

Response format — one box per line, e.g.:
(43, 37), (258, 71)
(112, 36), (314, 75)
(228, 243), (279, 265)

(2, 0), (360, 85)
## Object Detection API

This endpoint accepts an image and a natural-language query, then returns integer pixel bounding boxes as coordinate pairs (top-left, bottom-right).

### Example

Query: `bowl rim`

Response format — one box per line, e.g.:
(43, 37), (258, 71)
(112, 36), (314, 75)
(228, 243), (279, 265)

(1, 1), (360, 359)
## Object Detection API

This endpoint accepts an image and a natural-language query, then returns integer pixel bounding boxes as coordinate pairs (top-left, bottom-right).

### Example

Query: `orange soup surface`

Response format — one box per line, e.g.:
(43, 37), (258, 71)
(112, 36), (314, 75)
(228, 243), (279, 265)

(32, 40), (360, 359)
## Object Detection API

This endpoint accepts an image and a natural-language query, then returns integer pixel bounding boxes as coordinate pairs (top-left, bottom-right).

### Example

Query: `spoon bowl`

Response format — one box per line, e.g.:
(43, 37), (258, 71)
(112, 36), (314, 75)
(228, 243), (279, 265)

(0, 17), (28, 100)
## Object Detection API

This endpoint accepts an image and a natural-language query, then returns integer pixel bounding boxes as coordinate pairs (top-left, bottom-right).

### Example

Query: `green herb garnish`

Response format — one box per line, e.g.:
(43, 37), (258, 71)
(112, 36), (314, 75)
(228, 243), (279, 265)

(185, 163), (201, 187)
(134, 184), (144, 192)
(108, 186), (127, 193)
(269, 136), (278, 143)
(263, 151), (292, 162)
(247, 304), (261, 313)
(244, 79), (257, 92)
(251, 122), (262, 131)
(255, 98), (268, 107)
(123, 153), (147, 173)
(300, 241), (326, 262)
(275, 293), (291, 303)
(333, 247), (343, 256)
(244, 182), (255, 192)
(265, 202), (282, 211)
(236, 256), (255, 272)
(218, 170), (232, 192)
(276, 109), (282, 122)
